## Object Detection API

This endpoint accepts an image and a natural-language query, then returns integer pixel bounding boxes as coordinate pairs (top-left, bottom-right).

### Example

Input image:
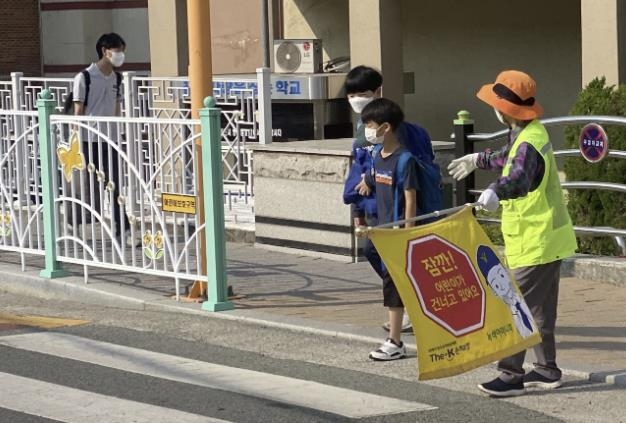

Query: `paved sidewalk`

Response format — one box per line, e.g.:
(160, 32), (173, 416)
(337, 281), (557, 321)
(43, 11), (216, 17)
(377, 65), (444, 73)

(0, 242), (625, 387)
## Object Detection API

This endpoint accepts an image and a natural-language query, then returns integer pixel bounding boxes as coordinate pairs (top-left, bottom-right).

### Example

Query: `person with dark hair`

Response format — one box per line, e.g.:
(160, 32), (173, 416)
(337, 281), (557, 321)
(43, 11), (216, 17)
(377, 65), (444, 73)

(67, 32), (131, 243)
(344, 65), (383, 146)
(342, 65), (413, 334)
(74, 32), (126, 117)
(355, 97), (419, 361)
(448, 70), (577, 396)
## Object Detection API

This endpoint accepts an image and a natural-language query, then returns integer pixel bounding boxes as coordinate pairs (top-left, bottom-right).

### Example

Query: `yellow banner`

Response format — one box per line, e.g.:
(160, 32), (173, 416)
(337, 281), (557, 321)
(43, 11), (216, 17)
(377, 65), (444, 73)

(369, 206), (540, 380)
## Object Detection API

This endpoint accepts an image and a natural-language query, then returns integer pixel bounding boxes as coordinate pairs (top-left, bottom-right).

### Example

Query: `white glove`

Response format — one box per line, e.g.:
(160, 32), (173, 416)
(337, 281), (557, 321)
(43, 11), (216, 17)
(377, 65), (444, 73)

(447, 153), (479, 181)
(477, 188), (500, 212)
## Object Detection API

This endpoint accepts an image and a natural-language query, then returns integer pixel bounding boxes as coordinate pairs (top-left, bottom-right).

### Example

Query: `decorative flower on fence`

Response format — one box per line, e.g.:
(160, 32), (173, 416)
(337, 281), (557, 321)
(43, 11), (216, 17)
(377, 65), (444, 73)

(0, 212), (11, 236)
(143, 229), (164, 260)
(57, 131), (85, 182)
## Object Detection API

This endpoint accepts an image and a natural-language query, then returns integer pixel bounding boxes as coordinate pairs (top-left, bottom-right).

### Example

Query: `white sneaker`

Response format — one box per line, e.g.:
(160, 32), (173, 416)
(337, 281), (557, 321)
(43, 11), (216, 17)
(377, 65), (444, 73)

(369, 338), (406, 361)
(382, 312), (413, 333)
(123, 229), (142, 247)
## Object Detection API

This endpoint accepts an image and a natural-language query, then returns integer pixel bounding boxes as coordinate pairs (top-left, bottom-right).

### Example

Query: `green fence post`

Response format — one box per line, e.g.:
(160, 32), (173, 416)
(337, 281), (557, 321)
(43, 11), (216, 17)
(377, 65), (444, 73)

(38, 89), (68, 278)
(200, 97), (233, 312)
(453, 110), (475, 206)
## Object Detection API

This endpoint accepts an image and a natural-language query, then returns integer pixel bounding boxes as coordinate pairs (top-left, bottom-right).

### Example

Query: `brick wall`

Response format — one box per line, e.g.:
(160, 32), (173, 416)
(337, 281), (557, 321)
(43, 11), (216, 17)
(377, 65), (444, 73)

(0, 0), (41, 77)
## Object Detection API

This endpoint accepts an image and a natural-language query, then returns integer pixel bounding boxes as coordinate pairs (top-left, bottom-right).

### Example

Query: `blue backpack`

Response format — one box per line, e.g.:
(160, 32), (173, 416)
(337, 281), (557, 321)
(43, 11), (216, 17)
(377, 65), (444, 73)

(373, 122), (443, 223)
(342, 143), (378, 218)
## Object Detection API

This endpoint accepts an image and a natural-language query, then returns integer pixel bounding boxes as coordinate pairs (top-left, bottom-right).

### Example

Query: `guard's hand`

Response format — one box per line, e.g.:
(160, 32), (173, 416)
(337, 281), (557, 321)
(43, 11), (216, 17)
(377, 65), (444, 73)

(355, 177), (371, 196)
(447, 153), (479, 180)
(477, 188), (500, 212)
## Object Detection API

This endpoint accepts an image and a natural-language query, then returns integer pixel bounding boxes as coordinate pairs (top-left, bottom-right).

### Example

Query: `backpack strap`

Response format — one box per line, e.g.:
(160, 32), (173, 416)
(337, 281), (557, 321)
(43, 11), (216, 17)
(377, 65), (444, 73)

(81, 69), (91, 108)
(393, 151), (413, 223)
(115, 71), (122, 97)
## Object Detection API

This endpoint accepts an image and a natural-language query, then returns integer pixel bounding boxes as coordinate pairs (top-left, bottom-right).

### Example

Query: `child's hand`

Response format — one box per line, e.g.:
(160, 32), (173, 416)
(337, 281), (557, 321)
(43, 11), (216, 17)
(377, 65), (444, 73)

(355, 226), (369, 238)
(355, 178), (371, 196)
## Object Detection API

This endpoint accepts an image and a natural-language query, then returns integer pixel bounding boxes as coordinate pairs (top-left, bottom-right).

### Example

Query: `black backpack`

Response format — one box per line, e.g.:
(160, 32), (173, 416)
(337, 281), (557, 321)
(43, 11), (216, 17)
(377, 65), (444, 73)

(63, 69), (122, 114)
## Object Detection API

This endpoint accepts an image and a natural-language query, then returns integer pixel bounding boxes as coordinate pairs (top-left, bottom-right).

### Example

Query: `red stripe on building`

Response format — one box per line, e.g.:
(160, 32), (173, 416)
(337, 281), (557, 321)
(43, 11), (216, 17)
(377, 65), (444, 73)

(43, 63), (151, 73)
(41, 1), (148, 11)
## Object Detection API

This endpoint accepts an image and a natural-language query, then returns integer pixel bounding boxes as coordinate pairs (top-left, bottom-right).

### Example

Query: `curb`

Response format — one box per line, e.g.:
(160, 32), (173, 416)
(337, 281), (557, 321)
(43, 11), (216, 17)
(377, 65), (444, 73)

(1, 268), (623, 388)
(562, 255), (626, 288)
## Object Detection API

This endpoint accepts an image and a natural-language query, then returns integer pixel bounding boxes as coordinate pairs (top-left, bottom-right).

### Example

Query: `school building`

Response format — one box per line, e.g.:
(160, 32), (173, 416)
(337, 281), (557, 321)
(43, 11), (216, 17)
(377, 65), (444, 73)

(1, 0), (625, 140)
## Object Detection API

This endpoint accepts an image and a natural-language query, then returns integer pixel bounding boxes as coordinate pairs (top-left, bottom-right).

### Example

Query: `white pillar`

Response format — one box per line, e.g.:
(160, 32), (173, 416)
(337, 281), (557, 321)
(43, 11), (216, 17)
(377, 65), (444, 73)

(581, 0), (626, 86)
(349, 0), (403, 106)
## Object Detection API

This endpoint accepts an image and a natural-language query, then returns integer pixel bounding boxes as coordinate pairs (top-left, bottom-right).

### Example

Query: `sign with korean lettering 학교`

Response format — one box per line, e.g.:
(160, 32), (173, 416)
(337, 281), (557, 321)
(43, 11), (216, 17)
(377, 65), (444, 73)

(161, 193), (197, 214)
(369, 206), (541, 380)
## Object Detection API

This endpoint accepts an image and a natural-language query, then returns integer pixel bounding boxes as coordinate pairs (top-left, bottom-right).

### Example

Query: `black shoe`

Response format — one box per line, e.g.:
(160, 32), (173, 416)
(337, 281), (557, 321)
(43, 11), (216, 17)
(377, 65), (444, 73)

(523, 370), (562, 389)
(477, 377), (525, 397)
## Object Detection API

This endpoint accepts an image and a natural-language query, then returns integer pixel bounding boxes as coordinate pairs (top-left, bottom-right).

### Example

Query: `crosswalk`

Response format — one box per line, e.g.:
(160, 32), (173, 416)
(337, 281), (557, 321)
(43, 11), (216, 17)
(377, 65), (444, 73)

(0, 331), (437, 422)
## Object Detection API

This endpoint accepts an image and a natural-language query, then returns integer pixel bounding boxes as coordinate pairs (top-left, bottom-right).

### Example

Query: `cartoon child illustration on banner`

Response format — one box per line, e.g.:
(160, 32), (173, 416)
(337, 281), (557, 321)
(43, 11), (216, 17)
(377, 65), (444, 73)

(477, 245), (535, 338)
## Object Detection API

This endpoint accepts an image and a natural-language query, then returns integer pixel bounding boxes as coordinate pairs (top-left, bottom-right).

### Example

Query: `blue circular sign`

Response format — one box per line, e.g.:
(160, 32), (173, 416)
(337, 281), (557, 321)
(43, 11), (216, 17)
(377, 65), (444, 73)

(579, 123), (609, 163)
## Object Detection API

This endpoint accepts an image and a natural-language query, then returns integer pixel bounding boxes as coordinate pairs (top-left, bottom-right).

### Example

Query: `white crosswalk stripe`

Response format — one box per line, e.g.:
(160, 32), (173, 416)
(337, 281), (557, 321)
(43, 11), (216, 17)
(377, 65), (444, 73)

(0, 372), (233, 423)
(0, 332), (436, 419)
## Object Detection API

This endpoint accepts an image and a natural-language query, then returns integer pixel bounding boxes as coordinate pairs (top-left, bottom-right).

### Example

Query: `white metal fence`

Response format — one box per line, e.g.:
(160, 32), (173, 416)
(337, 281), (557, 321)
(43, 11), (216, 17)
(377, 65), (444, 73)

(0, 100), (231, 298)
(0, 110), (44, 260)
(51, 114), (206, 294)
(1, 70), (273, 227)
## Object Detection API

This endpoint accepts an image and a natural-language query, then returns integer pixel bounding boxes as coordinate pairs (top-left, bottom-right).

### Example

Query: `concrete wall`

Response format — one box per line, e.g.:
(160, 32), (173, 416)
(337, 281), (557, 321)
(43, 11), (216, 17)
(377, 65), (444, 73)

(40, 4), (150, 75)
(401, 0), (582, 143)
(210, 0), (264, 74)
(282, 0), (350, 64)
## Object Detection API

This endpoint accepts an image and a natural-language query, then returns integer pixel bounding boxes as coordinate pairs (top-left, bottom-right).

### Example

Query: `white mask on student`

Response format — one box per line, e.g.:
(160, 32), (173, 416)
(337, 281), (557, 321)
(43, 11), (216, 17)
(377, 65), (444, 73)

(364, 126), (385, 144)
(109, 51), (125, 68)
(348, 96), (374, 114)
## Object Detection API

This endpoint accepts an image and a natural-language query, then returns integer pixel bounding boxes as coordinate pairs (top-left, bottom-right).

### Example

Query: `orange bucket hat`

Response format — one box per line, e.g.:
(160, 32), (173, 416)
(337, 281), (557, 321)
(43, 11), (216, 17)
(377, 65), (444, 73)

(476, 70), (543, 121)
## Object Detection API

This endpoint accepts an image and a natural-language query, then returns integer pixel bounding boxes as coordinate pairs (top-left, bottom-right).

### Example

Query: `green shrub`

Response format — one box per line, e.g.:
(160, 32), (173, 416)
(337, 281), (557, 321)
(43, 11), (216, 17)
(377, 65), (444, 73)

(477, 209), (504, 246)
(563, 77), (626, 256)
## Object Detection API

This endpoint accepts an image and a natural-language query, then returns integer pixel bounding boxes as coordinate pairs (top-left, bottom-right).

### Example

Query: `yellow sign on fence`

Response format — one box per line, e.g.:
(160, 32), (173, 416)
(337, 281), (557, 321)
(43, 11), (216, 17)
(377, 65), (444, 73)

(369, 206), (540, 380)
(161, 193), (197, 214)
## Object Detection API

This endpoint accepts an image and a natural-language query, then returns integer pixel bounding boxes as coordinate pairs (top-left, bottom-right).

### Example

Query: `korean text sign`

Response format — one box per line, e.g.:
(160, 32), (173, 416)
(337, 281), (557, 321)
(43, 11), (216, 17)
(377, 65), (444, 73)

(369, 207), (541, 380)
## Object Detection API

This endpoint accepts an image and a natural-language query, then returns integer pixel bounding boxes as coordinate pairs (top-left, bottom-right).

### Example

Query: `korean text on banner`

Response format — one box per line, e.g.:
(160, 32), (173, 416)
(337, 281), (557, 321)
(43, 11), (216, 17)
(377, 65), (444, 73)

(369, 206), (541, 380)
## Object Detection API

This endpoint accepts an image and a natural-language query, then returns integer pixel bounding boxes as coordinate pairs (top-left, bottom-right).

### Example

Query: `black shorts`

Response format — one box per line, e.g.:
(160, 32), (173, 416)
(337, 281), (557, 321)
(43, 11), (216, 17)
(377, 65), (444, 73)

(382, 271), (403, 308)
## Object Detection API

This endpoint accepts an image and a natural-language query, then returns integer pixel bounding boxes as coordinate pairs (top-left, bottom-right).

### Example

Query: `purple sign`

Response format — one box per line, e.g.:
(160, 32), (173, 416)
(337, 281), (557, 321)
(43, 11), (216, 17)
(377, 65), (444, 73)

(579, 123), (609, 163)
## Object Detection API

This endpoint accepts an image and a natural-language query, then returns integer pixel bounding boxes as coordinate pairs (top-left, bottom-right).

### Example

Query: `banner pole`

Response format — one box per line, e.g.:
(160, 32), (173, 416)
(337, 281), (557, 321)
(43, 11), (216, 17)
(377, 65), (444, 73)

(359, 203), (483, 232)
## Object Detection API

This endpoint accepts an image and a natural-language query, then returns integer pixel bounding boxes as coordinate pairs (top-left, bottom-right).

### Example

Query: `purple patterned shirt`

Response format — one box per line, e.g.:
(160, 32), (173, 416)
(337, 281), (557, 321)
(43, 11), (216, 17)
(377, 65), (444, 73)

(475, 125), (545, 200)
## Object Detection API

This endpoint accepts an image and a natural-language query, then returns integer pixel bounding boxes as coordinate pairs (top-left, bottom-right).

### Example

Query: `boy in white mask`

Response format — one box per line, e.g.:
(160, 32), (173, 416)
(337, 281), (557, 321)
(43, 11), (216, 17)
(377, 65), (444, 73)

(355, 98), (419, 360)
(342, 66), (413, 334)
(67, 33), (131, 244)
(72, 32), (125, 117)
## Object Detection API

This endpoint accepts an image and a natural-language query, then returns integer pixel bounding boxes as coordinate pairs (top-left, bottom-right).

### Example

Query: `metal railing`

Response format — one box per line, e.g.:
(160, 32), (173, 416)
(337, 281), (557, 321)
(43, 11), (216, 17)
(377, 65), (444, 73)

(0, 91), (232, 306)
(0, 70), (274, 225)
(452, 113), (626, 255)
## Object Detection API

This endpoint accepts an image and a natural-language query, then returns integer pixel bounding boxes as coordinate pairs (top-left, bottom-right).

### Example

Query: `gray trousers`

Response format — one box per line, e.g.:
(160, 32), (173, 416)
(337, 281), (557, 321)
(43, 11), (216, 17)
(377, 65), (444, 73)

(498, 260), (563, 383)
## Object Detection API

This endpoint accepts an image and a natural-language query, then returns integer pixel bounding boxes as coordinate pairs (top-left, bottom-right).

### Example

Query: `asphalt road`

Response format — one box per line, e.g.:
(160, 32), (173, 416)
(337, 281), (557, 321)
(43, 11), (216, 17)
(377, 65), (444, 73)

(0, 292), (624, 423)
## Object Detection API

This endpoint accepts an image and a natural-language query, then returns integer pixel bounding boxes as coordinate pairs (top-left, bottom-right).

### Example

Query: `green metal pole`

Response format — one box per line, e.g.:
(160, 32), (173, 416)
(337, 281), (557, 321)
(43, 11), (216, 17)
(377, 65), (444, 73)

(453, 110), (475, 206)
(38, 89), (68, 278)
(200, 96), (233, 311)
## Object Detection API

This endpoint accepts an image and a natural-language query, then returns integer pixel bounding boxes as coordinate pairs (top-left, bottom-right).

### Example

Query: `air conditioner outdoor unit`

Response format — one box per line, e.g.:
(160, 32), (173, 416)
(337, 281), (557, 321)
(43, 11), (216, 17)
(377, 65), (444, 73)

(273, 39), (323, 73)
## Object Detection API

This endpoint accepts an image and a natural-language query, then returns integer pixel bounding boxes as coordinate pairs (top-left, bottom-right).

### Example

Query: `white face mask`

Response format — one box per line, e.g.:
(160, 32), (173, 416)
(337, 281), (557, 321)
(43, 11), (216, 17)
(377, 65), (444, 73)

(109, 51), (125, 68)
(364, 126), (385, 144)
(494, 108), (507, 126)
(348, 96), (374, 114)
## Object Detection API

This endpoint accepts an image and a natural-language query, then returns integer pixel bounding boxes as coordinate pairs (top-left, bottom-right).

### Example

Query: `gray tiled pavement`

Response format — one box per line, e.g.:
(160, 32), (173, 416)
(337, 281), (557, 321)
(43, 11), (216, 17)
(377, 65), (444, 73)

(0, 241), (625, 387)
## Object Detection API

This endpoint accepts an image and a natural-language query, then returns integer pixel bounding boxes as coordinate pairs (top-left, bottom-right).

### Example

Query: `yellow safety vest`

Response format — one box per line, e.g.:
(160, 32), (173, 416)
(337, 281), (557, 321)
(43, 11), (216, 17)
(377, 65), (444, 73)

(500, 120), (577, 268)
